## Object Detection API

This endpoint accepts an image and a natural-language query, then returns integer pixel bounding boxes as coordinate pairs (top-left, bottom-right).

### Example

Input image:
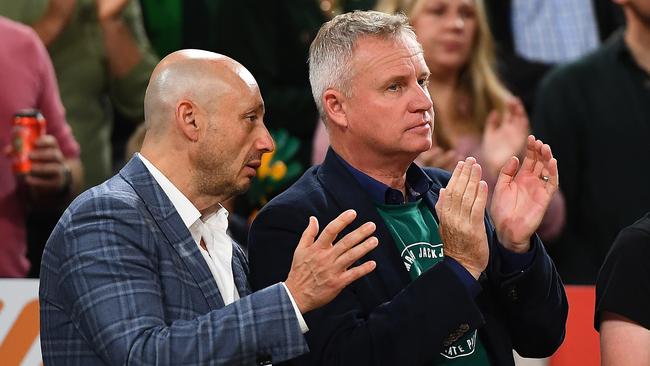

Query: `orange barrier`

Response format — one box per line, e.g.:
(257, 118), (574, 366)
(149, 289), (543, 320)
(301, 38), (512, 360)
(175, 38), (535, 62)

(550, 285), (600, 366)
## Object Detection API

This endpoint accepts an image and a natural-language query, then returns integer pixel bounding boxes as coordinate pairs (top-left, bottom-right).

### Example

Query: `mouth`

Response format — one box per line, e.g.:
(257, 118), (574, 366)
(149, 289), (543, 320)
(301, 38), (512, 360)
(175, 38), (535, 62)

(406, 120), (431, 133)
(246, 160), (261, 169)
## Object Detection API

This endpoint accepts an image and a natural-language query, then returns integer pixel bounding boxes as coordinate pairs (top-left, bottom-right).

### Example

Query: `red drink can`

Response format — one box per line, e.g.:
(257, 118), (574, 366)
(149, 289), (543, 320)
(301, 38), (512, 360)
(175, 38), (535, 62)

(11, 109), (46, 174)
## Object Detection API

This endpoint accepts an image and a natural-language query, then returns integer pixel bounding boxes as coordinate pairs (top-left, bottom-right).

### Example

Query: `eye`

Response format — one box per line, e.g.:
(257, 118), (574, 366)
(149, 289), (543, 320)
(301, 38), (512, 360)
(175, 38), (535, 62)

(246, 114), (258, 123)
(459, 6), (475, 19)
(418, 78), (429, 88)
(387, 83), (401, 92)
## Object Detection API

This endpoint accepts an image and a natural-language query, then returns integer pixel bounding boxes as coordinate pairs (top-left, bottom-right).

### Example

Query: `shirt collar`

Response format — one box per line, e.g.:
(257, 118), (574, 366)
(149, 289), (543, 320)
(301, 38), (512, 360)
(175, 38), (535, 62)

(333, 150), (432, 204)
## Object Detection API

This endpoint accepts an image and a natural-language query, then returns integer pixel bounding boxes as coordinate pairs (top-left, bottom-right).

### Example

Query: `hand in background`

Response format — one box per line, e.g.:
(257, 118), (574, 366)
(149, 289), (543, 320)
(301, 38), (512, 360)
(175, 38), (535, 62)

(482, 97), (529, 176)
(96, 0), (129, 21)
(416, 140), (462, 172)
(489, 135), (559, 253)
(285, 210), (378, 313)
(435, 157), (489, 280)
(32, 0), (76, 46)
(26, 134), (70, 195)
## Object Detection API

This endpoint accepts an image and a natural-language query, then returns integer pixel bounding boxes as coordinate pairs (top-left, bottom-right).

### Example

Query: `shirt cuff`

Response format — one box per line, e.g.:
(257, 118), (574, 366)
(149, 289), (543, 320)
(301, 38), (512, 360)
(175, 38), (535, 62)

(496, 237), (537, 274)
(281, 282), (309, 334)
(443, 257), (482, 298)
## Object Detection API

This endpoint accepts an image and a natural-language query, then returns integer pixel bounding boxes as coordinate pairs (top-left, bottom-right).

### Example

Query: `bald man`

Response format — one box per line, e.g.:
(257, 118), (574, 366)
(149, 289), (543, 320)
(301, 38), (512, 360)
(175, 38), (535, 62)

(38, 50), (378, 366)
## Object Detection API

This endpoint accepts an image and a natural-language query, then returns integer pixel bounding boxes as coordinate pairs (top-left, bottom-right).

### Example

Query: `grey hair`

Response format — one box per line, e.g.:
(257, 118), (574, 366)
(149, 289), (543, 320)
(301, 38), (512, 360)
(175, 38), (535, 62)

(308, 10), (418, 122)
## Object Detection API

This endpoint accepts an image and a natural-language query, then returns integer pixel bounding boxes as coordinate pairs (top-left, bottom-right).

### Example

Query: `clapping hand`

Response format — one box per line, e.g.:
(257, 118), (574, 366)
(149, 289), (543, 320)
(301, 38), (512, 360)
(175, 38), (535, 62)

(489, 135), (559, 253)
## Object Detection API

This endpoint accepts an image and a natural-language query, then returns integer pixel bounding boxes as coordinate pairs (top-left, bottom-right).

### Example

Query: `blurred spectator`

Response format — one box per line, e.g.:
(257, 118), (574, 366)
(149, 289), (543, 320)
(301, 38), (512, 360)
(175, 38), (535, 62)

(0, 16), (82, 277)
(0, 0), (158, 189)
(485, 0), (624, 113)
(533, 0), (650, 284)
(595, 212), (650, 365)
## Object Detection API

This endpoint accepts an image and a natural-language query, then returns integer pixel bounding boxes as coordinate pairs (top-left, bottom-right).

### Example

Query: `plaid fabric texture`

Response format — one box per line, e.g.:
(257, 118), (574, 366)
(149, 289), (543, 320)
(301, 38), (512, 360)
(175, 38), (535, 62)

(39, 156), (308, 365)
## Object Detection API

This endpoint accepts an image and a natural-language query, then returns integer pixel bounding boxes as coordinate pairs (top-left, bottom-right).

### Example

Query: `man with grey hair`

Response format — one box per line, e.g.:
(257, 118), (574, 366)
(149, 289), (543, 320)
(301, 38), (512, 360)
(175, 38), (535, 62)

(249, 10), (567, 365)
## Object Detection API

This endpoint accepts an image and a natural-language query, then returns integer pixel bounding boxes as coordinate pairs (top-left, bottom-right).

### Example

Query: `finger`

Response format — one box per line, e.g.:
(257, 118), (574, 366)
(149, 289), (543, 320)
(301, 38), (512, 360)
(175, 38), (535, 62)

(332, 221), (376, 257)
(315, 209), (357, 248)
(470, 181), (488, 225)
(495, 156), (519, 187)
(297, 216), (319, 249)
(339, 260), (377, 287)
(521, 135), (537, 172)
(532, 140), (545, 177)
(435, 187), (447, 216)
(34, 134), (58, 147)
(541, 143), (553, 161)
(335, 236), (378, 269)
(546, 158), (559, 190)
(445, 160), (465, 191)
(485, 110), (500, 131)
(29, 163), (63, 177)
(450, 157), (476, 212)
(460, 163), (482, 218)
(24, 175), (62, 190)
(29, 148), (64, 163)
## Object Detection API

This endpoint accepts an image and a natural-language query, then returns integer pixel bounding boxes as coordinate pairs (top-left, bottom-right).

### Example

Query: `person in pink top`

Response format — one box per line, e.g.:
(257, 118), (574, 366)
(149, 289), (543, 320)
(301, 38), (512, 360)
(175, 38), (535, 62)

(0, 15), (82, 277)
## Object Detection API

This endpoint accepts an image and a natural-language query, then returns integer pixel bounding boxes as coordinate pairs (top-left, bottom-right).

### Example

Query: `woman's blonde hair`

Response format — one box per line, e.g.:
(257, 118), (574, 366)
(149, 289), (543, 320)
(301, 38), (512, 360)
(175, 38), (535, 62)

(377, 0), (511, 149)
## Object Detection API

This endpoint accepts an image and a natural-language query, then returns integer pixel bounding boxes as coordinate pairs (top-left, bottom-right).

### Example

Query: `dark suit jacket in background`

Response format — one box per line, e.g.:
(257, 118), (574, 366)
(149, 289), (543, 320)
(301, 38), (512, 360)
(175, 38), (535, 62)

(248, 149), (567, 366)
(485, 0), (624, 113)
(39, 156), (307, 365)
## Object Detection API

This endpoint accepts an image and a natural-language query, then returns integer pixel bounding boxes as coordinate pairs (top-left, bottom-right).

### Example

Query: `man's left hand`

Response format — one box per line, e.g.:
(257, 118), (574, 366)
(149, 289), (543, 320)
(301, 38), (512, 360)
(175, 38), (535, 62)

(489, 135), (559, 253)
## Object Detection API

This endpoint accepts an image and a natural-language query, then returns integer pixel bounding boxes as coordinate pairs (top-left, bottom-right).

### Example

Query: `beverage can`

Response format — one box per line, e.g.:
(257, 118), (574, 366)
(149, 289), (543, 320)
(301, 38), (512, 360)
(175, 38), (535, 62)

(11, 109), (46, 174)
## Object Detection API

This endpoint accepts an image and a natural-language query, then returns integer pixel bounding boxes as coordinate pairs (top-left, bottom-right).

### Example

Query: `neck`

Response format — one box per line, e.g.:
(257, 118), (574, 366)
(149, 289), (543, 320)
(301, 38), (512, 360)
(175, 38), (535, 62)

(625, 12), (650, 74)
(332, 143), (411, 195)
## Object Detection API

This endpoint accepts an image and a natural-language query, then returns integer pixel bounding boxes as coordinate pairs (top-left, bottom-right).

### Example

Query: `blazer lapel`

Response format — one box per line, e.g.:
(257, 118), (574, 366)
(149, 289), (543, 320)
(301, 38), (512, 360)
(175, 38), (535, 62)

(316, 149), (411, 297)
(119, 156), (225, 309)
(231, 241), (251, 297)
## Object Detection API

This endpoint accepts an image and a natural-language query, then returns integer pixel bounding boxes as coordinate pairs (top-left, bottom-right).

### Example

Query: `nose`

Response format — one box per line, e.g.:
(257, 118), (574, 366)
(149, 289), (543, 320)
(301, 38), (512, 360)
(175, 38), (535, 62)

(256, 123), (275, 153)
(409, 83), (434, 114)
(447, 13), (464, 31)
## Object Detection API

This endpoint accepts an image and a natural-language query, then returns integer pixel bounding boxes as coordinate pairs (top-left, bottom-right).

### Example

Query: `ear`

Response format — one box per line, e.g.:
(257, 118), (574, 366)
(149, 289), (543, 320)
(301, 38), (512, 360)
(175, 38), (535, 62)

(323, 88), (349, 129)
(175, 100), (199, 142)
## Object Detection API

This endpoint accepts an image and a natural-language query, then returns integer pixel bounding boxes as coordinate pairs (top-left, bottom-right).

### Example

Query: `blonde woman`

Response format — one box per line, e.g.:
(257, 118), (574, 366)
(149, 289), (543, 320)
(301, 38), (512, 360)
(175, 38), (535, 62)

(380, 0), (565, 240)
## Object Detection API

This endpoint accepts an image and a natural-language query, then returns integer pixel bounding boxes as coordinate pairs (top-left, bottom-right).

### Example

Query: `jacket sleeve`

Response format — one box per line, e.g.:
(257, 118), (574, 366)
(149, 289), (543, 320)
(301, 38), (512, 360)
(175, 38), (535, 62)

(249, 203), (487, 366)
(488, 230), (568, 358)
(43, 194), (307, 365)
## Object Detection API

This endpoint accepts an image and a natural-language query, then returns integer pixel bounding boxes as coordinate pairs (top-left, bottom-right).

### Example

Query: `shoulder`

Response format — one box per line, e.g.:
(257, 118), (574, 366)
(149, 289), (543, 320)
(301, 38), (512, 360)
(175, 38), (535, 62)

(0, 16), (43, 55)
(605, 214), (650, 264)
(263, 166), (329, 211)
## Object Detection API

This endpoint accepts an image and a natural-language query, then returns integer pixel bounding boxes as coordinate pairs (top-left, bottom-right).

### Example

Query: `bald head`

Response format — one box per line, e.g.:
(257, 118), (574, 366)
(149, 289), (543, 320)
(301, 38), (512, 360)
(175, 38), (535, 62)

(143, 49), (258, 136)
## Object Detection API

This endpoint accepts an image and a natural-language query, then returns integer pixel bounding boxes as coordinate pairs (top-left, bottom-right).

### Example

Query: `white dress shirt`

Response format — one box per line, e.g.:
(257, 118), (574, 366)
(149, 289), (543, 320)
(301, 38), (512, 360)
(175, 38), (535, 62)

(138, 154), (307, 331)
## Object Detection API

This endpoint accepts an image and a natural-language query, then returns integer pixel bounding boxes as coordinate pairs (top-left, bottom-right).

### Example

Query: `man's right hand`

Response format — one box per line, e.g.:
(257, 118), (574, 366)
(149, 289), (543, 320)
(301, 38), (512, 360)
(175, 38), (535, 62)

(435, 157), (489, 280)
(285, 209), (377, 314)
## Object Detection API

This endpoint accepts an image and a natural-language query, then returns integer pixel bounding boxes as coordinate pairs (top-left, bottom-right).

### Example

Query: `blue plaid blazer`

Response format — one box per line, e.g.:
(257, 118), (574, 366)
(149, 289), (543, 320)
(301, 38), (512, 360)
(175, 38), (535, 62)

(39, 156), (308, 365)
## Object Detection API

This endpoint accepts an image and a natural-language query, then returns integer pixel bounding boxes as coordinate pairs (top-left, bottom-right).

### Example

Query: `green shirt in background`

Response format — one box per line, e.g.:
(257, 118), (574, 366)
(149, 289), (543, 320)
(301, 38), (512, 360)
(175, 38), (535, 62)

(0, 0), (158, 188)
(376, 200), (491, 365)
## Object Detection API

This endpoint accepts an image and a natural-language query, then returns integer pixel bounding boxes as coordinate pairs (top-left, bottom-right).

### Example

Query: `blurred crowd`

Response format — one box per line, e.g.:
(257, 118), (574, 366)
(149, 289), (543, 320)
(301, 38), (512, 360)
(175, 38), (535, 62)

(1, 0), (648, 294)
